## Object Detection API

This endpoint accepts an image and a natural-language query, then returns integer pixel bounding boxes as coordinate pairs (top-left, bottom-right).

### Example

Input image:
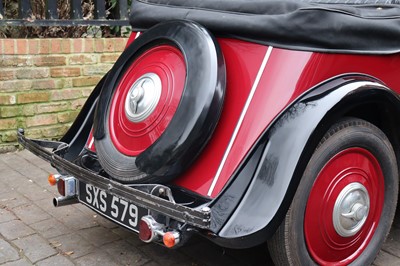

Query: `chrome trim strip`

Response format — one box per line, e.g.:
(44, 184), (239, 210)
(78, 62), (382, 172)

(88, 136), (94, 150)
(207, 46), (274, 197)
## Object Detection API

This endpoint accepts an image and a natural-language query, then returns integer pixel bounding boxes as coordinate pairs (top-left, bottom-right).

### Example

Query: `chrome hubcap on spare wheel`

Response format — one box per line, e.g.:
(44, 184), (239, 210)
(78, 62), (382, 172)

(333, 182), (370, 237)
(125, 73), (162, 122)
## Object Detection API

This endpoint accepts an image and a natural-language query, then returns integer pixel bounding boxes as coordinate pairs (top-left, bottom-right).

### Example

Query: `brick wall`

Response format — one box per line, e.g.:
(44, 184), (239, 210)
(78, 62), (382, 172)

(0, 38), (128, 153)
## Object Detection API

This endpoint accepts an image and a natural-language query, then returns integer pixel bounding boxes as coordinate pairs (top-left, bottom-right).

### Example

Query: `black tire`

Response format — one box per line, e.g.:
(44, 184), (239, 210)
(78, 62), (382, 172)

(93, 20), (226, 183)
(268, 117), (398, 265)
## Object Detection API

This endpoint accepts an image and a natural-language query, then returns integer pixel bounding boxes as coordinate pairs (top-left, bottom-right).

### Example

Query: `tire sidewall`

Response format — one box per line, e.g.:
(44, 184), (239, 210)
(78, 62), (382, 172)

(287, 119), (398, 265)
(94, 20), (225, 182)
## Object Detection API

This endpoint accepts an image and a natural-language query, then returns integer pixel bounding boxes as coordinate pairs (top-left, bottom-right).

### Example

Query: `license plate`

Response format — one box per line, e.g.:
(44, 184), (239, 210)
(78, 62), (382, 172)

(78, 181), (148, 232)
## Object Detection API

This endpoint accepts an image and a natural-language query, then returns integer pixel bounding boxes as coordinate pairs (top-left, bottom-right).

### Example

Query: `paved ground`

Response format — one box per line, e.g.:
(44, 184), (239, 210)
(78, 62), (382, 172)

(0, 150), (399, 266)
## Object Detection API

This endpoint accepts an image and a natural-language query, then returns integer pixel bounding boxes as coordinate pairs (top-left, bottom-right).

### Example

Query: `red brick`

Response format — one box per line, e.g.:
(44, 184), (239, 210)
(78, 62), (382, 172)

(0, 70), (16, 81)
(25, 114), (57, 127)
(50, 67), (81, 78)
(51, 89), (82, 101)
(82, 65), (111, 76)
(39, 39), (51, 54)
(42, 125), (69, 138)
(34, 56), (66, 67)
(72, 39), (83, 53)
(25, 128), (42, 139)
(82, 88), (94, 97)
(22, 105), (37, 116)
(0, 118), (17, 130)
(0, 56), (29, 67)
(115, 38), (128, 52)
(16, 68), (49, 79)
(100, 54), (119, 63)
(0, 106), (21, 118)
(61, 39), (71, 54)
(94, 39), (104, 52)
(104, 39), (115, 52)
(4, 39), (16, 54)
(71, 98), (87, 109)
(17, 92), (50, 104)
(84, 39), (95, 53)
(29, 39), (39, 54)
(55, 79), (73, 89)
(51, 39), (62, 54)
(0, 95), (17, 105)
(72, 76), (101, 87)
(0, 80), (32, 92)
(37, 102), (69, 114)
(32, 79), (57, 90)
(16, 39), (28, 55)
(58, 111), (80, 123)
(68, 55), (97, 65)
(1, 131), (17, 143)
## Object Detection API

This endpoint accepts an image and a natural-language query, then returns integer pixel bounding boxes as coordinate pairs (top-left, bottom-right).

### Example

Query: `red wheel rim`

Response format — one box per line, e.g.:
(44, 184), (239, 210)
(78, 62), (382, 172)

(304, 148), (384, 265)
(109, 45), (186, 156)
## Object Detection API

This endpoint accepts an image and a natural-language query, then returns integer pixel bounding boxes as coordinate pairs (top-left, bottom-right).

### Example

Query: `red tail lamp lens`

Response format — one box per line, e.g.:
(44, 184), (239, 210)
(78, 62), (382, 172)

(139, 219), (152, 242)
(57, 180), (65, 196)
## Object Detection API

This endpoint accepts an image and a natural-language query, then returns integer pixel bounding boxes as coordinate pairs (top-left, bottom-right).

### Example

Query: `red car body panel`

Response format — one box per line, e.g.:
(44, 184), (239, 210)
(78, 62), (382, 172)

(90, 33), (400, 198)
(174, 39), (271, 197)
(179, 44), (400, 197)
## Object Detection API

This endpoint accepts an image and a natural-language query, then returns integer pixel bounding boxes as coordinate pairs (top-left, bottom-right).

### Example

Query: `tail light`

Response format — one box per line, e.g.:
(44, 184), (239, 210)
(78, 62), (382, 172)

(139, 216), (163, 243)
(163, 231), (180, 248)
(48, 173), (76, 197)
(139, 215), (181, 248)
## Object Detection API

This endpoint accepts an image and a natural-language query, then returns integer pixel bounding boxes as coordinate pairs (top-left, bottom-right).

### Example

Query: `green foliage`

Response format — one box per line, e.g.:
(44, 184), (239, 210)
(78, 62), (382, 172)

(109, 0), (118, 9)
(108, 0), (133, 10)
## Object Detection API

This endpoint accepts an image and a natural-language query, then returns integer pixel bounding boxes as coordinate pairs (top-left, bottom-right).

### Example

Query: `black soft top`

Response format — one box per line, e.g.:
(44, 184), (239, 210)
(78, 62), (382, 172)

(129, 0), (400, 54)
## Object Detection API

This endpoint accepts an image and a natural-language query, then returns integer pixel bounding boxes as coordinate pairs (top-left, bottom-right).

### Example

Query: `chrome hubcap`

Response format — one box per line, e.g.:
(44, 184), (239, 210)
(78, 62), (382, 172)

(333, 182), (370, 237)
(125, 73), (161, 122)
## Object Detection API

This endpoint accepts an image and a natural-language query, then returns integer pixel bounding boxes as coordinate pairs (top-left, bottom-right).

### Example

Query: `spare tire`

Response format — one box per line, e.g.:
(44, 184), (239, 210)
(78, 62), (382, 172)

(93, 20), (226, 183)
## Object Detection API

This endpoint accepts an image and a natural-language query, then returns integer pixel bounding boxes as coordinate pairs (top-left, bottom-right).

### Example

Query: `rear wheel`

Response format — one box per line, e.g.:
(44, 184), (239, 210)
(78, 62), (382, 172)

(268, 117), (398, 265)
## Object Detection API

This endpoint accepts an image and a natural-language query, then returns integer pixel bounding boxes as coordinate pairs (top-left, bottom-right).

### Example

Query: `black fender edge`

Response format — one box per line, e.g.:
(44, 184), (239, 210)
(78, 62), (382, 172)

(59, 74), (106, 161)
(208, 74), (400, 248)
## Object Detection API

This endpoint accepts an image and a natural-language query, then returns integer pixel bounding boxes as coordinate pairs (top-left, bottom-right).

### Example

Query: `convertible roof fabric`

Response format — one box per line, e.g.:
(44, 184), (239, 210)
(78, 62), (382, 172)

(129, 0), (400, 54)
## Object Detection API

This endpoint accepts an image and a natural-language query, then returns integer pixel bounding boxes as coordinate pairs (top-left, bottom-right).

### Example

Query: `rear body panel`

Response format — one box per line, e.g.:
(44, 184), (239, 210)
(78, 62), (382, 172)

(61, 35), (400, 246)
(175, 42), (400, 198)
(17, 1), (400, 250)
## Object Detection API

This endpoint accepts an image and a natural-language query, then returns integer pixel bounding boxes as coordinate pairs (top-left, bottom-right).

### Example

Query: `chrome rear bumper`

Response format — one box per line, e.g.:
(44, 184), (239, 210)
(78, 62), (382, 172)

(17, 129), (211, 229)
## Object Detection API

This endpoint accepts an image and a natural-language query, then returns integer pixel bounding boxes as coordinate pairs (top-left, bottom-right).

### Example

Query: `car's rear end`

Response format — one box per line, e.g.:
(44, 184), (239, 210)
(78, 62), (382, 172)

(19, 1), (400, 265)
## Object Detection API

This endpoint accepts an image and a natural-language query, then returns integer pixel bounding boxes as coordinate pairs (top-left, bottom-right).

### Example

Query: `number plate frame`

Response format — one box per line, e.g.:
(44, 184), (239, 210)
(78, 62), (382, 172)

(78, 181), (148, 232)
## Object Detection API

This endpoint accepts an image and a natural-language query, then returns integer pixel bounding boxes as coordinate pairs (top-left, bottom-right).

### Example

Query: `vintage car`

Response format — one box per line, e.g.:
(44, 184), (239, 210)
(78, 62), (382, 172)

(18, 0), (400, 265)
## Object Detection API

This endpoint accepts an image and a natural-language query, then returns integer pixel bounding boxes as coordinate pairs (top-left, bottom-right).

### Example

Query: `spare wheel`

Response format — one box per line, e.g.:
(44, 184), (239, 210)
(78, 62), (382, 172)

(93, 20), (226, 183)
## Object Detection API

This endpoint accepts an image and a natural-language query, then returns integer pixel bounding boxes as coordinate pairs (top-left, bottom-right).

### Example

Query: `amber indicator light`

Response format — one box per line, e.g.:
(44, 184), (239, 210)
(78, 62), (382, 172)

(48, 174), (58, 186)
(163, 232), (176, 248)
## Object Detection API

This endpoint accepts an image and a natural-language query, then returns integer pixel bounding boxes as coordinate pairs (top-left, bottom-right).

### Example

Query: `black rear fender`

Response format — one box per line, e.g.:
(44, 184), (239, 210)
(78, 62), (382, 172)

(210, 74), (400, 248)
(60, 74), (107, 161)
